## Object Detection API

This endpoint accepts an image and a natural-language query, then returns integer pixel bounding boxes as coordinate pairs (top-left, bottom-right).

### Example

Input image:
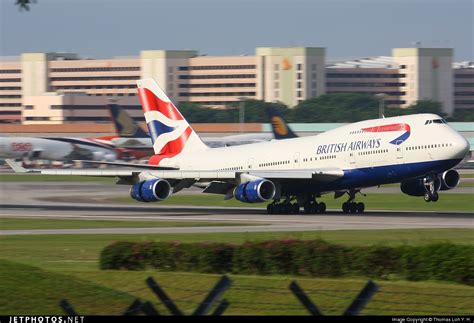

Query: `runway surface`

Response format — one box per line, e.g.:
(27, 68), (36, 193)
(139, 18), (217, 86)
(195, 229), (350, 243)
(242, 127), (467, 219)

(1, 202), (473, 235)
(1, 181), (473, 235)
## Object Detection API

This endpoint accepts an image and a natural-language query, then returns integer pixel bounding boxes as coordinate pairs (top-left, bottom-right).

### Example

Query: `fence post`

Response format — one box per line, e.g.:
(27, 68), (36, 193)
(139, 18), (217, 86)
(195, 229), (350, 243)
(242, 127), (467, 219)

(59, 299), (78, 316)
(288, 281), (322, 315)
(141, 301), (160, 316)
(123, 298), (143, 315)
(343, 280), (379, 316)
(146, 276), (183, 316)
(211, 299), (230, 316)
(192, 275), (232, 316)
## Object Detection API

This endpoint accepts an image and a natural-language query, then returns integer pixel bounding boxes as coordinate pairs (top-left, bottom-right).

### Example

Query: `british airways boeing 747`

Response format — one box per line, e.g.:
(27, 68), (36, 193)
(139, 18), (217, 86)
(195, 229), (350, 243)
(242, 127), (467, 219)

(7, 78), (470, 214)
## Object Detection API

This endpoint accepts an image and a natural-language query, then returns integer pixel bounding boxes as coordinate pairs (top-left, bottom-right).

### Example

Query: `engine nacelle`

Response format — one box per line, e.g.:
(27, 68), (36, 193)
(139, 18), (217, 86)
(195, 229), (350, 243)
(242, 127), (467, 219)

(234, 179), (276, 203)
(130, 178), (171, 202)
(104, 153), (116, 162)
(440, 169), (460, 191)
(91, 151), (104, 161)
(400, 176), (441, 197)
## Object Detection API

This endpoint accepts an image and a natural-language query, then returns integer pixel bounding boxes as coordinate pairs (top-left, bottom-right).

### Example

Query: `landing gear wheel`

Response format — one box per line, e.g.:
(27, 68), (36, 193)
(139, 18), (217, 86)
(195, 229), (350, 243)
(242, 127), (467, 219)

(342, 202), (350, 213)
(292, 203), (300, 214)
(349, 202), (357, 213)
(318, 202), (326, 213)
(267, 204), (274, 214)
(356, 202), (365, 213)
(424, 192), (431, 202)
(310, 203), (319, 214)
(431, 192), (439, 202)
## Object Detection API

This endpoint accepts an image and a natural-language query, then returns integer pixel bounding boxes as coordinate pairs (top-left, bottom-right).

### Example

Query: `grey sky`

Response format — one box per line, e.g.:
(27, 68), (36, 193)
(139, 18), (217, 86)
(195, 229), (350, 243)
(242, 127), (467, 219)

(0, 0), (472, 61)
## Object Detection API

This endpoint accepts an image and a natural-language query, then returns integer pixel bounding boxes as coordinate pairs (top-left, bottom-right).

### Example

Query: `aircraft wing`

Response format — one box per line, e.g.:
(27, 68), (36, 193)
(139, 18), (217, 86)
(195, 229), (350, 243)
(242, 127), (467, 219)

(76, 160), (177, 170)
(6, 159), (343, 182)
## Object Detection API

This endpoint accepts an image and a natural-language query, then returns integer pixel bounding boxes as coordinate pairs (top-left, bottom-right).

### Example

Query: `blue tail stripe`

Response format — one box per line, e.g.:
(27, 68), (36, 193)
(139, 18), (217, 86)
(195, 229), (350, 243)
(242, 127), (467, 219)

(147, 120), (174, 143)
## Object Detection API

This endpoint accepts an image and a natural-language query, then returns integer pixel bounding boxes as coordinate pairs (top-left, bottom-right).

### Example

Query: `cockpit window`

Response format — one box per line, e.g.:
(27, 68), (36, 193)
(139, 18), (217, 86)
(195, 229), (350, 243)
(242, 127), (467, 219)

(425, 119), (447, 125)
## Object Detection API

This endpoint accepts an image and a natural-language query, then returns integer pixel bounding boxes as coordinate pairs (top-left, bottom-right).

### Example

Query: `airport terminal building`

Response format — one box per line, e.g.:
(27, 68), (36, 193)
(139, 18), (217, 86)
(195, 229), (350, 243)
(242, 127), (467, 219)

(0, 47), (472, 124)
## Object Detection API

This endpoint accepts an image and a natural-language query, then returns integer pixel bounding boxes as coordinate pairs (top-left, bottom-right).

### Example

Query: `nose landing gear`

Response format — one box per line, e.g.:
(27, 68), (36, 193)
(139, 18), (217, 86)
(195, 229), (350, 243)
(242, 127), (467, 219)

(423, 176), (439, 202)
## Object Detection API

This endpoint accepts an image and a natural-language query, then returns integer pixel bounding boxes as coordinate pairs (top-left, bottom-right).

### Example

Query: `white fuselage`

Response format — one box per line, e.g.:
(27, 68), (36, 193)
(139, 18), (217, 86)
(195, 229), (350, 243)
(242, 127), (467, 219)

(160, 114), (469, 190)
(0, 136), (117, 161)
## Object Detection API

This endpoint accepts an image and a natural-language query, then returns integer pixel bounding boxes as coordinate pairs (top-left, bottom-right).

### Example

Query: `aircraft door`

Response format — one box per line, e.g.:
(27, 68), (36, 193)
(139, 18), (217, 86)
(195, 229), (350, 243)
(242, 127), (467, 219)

(396, 140), (404, 163)
(247, 158), (255, 170)
(349, 151), (356, 165)
(293, 152), (300, 168)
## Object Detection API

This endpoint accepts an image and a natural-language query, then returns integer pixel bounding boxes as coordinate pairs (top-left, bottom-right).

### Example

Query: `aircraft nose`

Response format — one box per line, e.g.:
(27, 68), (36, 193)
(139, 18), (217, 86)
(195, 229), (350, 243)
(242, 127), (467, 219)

(455, 134), (470, 158)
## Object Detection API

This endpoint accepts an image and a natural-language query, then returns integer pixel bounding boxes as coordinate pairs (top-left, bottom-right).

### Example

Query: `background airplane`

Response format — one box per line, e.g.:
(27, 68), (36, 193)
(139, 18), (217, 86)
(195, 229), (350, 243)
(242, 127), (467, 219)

(0, 135), (119, 162)
(7, 78), (470, 215)
(110, 104), (298, 151)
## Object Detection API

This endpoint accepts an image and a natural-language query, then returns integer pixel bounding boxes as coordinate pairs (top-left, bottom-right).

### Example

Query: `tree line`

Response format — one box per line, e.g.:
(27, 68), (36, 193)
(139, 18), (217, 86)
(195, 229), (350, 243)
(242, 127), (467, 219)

(177, 93), (474, 123)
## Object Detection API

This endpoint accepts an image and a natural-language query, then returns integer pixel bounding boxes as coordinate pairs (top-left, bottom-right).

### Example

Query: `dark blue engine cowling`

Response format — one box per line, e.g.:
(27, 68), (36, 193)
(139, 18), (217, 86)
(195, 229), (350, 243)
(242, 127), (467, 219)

(130, 178), (171, 202)
(440, 169), (460, 191)
(234, 179), (276, 203)
(400, 178), (430, 196)
(401, 170), (459, 197)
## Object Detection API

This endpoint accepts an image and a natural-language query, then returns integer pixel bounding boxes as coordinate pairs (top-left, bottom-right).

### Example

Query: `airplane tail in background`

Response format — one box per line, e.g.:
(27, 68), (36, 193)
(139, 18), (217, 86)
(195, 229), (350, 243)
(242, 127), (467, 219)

(108, 104), (148, 138)
(266, 107), (298, 139)
(137, 78), (208, 161)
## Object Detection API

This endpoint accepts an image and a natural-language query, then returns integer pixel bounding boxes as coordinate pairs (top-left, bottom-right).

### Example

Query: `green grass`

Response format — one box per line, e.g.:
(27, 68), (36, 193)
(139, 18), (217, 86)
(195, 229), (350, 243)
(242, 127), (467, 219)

(109, 193), (474, 212)
(1, 229), (473, 315)
(0, 218), (258, 230)
(1, 259), (473, 315)
(0, 260), (134, 315)
(2, 229), (473, 272)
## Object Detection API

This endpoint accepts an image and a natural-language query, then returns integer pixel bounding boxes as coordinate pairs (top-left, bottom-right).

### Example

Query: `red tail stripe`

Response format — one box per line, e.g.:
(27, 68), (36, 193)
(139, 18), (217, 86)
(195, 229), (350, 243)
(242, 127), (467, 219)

(362, 123), (410, 133)
(138, 88), (183, 120)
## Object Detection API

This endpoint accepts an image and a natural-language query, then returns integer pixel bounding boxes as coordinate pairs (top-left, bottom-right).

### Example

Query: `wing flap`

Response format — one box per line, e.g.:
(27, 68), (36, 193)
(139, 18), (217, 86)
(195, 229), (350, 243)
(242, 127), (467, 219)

(203, 181), (235, 194)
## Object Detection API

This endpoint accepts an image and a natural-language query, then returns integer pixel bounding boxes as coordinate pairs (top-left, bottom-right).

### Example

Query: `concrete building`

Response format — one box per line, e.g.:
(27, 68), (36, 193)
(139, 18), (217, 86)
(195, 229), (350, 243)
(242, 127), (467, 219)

(0, 46), (472, 124)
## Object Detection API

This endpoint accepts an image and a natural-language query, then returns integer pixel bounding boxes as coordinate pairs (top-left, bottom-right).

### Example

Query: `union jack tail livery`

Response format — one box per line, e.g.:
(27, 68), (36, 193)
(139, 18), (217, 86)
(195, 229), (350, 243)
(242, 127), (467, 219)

(137, 79), (208, 164)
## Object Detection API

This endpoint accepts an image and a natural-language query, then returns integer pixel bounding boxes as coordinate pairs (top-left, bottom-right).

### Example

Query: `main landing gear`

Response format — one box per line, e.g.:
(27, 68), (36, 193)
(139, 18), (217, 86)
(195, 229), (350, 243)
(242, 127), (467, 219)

(423, 175), (439, 202)
(341, 189), (365, 214)
(266, 194), (327, 215)
(267, 200), (300, 215)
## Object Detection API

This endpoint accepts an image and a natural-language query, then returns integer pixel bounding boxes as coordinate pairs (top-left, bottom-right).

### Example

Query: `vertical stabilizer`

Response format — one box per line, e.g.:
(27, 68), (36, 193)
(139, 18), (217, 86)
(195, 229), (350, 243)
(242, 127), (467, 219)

(108, 104), (148, 138)
(137, 78), (208, 160)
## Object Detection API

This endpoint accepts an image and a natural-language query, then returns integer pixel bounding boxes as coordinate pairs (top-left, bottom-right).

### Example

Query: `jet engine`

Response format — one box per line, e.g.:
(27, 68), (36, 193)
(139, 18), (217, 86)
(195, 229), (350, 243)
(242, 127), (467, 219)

(234, 179), (276, 203)
(130, 178), (172, 202)
(91, 151), (116, 161)
(439, 169), (460, 191)
(400, 176), (441, 197)
(400, 169), (460, 197)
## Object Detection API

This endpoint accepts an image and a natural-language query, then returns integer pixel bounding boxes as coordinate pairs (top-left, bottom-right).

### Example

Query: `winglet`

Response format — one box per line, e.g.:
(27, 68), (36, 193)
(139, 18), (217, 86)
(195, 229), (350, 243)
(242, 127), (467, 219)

(5, 159), (30, 173)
